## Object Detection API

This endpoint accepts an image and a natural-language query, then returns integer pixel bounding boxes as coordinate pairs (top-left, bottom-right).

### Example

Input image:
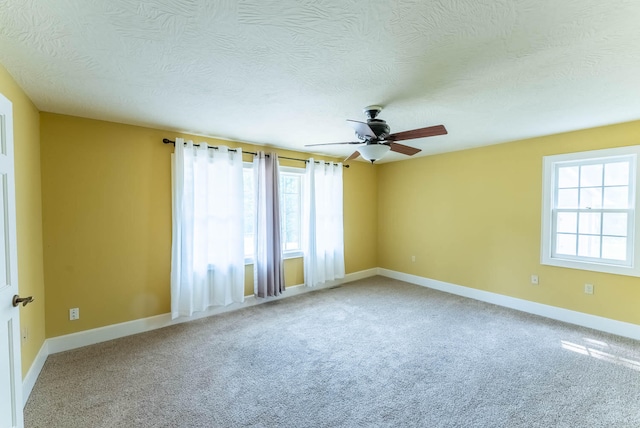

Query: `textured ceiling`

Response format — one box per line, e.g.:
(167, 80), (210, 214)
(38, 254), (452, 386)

(1, 0), (640, 162)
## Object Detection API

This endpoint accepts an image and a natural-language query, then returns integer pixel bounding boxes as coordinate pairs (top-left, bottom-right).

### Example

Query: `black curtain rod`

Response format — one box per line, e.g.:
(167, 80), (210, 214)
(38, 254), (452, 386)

(163, 139), (349, 168)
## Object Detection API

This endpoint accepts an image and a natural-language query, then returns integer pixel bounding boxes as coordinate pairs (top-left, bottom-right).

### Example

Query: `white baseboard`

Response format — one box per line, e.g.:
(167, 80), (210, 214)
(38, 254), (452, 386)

(341, 267), (379, 282)
(24, 267), (378, 404)
(23, 340), (48, 406)
(379, 268), (640, 341)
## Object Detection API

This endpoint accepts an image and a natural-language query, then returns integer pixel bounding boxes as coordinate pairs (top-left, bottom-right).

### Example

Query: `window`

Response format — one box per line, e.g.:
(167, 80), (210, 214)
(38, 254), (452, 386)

(280, 169), (303, 254)
(243, 164), (304, 262)
(541, 146), (640, 276)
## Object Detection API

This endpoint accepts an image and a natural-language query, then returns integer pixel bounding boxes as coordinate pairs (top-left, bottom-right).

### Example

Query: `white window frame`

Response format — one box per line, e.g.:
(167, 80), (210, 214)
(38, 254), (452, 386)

(279, 166), (305, 259)
(541, 145), (640, 277)
(242, 163), (305, 264)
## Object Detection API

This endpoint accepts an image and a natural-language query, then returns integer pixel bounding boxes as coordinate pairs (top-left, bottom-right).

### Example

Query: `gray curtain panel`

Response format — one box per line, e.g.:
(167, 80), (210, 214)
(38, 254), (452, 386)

(254, 151), (285, 297)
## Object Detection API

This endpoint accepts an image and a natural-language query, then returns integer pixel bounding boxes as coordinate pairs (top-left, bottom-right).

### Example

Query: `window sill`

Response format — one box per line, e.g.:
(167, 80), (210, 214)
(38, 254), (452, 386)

(541, 256), (640, 277)
(283, 251), (303, 260)
(244, 252), (303, 265)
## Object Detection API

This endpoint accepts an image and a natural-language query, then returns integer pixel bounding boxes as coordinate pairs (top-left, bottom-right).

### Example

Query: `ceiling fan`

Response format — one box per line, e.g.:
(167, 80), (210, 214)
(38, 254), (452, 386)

(305, 105), (447, 163)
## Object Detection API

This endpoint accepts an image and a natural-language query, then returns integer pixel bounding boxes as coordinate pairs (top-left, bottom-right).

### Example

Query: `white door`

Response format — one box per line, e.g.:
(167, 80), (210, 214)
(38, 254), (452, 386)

(0, 93), (23, 427)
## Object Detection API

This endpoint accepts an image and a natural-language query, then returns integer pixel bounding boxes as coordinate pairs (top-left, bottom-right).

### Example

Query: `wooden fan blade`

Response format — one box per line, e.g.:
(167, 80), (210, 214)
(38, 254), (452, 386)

(347, 120), (376, 139)
(389, 142), (421, 156)
(388, 124), (447, 141)
(304, 141), (362, 147)
(345, 151), (360, 161)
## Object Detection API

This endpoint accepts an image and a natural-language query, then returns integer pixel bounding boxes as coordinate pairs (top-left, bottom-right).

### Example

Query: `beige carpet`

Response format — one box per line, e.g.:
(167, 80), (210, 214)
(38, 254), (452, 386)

(25, 276), (640, 427)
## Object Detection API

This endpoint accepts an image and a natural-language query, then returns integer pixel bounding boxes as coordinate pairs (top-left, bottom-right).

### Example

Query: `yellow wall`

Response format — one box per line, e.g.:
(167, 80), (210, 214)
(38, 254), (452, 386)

(378, 120), (640, 325)
(0, 66), (46, 377)
(344, 161), (378, 272)
(40, 113), (378, 337)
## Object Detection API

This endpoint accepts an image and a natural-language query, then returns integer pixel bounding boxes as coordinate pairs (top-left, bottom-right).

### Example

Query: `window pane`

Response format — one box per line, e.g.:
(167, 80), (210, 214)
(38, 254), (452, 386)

(602, 213), (628, 237)
(281, 176), (290, 193)
(557, 189), (578, 208)
(604, 161), (629, 186)
(578, 235), (601, 258)
(580, 164), (603, 187)
(603, 186), (629, 209)
(244, 234), (254, 258)
(292, 175), (300, 192)
(579, 188), (602, 209)
(578, 212), (601, 235)
(286, 176), (300, 193)
(283, 193), (300, 250)
(602, 236), (627, 261)
(556, 212), (577, 233)
(280, 173), (302, 252)
(558, 166), (579, 188)
(556, 233), (576, 256)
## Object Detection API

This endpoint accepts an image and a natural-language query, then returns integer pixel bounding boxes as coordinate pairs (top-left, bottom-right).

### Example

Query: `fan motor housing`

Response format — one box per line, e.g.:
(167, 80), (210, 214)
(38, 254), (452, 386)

(367, 119), (390, 139)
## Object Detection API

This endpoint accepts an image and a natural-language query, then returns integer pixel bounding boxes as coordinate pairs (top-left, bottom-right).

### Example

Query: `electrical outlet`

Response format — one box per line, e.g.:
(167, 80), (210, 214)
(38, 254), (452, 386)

(584, 283), (594, 295)
(411, 255), (416, 262)
(69, 308), (80, 320)
(531, 275), (539, 285)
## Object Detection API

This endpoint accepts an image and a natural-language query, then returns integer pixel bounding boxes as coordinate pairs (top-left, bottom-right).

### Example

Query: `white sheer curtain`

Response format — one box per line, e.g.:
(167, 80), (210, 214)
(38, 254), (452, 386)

(253, 151), (285, 297)
(302, 159), (345, 287)
(171, 138), (245, 318)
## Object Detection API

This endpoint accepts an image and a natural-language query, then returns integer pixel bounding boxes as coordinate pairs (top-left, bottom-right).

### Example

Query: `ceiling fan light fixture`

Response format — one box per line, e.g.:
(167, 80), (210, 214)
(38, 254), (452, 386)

(359, 144), (390, 163)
